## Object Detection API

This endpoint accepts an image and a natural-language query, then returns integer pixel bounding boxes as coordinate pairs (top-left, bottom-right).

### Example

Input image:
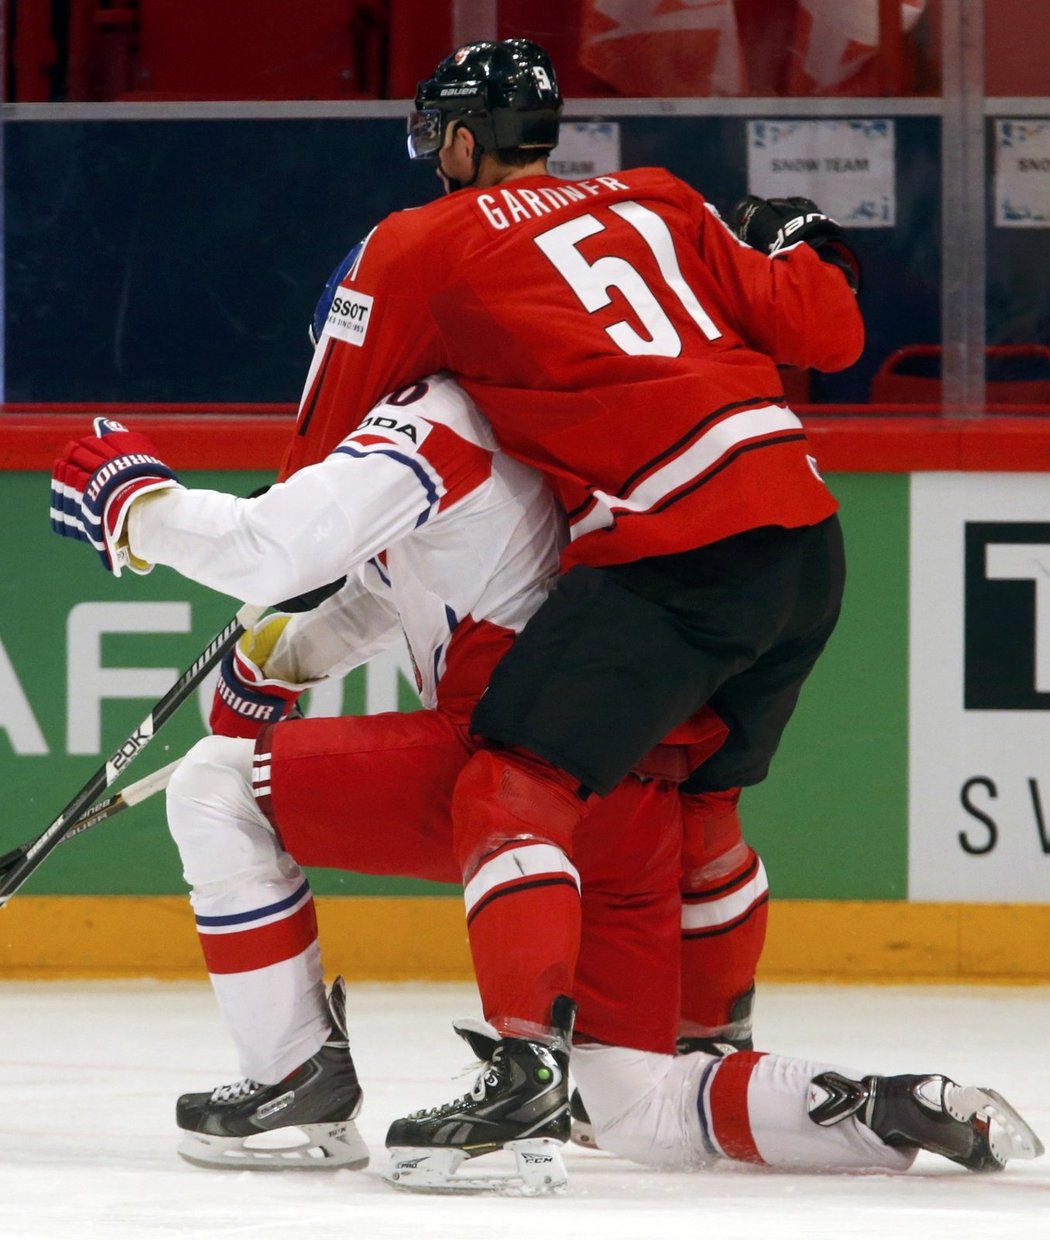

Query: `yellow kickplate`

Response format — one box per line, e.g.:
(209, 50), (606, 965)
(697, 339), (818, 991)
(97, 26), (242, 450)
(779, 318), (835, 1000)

(1, 896), (1047, 983)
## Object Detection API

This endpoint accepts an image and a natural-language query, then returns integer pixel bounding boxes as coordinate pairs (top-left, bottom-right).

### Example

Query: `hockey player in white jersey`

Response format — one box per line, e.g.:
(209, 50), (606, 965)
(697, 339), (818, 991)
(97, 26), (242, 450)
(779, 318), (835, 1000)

(50, 378), (1042, 1190)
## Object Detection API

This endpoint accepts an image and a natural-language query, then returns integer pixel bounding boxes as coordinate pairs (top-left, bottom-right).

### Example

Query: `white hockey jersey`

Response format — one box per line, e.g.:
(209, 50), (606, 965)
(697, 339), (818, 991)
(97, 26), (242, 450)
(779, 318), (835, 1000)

(129, 374), (564, 708)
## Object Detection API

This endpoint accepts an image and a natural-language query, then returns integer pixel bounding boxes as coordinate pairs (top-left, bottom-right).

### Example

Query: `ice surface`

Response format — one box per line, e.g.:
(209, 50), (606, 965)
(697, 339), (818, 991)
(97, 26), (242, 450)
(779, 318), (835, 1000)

(5, 981), (1049, 1239)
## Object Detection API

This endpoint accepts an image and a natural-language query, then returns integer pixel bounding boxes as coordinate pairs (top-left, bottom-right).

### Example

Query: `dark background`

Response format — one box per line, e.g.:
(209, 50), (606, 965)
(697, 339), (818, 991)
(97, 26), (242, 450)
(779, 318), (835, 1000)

(5, 113), (950, 406)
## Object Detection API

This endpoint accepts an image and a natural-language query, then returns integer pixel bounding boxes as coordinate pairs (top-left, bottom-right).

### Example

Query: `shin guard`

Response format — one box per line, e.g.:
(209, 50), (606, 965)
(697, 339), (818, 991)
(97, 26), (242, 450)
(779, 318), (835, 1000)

(167, 734), (329, 1082)
(678, 789), (768, 1041)
(452, 748), (587, 1035)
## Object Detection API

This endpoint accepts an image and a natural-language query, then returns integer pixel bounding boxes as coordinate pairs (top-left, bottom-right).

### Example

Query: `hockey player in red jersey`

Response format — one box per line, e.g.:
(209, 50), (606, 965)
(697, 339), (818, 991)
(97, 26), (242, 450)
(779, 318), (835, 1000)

(268, 37), (865, 1158)
(51, 376), (1042, 1189)
(49, 377), (731, 1182)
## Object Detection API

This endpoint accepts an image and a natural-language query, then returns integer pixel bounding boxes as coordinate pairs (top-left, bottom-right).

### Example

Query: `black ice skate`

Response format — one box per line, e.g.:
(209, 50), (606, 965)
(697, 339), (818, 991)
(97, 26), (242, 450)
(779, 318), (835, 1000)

(809, 1070), (1045, 1172)
(571, 985), (756, 1149)
(384, 996), (576, 1195)
(176, 976), (369, 1171)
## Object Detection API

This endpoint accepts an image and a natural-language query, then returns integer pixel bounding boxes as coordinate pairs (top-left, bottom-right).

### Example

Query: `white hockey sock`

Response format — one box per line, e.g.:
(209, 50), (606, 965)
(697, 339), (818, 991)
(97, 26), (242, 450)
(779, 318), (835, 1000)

(700, 1051), (917, 1171)
(572, 1044), (917, 1173)
(571, 1044), (712, 1168)
(167, 735), (329, 1083)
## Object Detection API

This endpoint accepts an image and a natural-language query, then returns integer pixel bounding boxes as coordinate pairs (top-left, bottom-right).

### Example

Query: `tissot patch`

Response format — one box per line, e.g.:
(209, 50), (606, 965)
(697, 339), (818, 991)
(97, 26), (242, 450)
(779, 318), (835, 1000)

(326, 289), (374, 346)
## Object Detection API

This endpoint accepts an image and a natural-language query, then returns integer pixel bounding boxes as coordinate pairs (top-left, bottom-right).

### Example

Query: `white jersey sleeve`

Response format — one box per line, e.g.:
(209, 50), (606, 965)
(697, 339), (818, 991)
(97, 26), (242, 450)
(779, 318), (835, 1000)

(127, 376), (501, 610)
(130, 374), (563, 704)
(264, 562), (403, 683)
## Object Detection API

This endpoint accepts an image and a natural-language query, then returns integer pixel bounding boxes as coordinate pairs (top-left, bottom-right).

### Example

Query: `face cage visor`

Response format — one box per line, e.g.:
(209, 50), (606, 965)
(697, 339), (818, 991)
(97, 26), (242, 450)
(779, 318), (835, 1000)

(406, 109), (446, 159)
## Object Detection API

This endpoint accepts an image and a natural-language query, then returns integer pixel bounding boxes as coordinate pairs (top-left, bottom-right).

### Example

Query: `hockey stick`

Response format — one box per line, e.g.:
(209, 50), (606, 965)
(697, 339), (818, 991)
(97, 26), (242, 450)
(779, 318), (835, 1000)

(0, 757), (180, 881)
(0, 603), (264, 908)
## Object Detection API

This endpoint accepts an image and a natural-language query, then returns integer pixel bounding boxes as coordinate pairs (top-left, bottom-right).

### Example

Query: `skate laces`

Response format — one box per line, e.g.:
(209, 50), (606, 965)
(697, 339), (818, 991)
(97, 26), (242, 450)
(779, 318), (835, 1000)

(209, 1077), (262, 1104)
(475, 1048), (505, 1098)
(407, 1045), (506, 1119)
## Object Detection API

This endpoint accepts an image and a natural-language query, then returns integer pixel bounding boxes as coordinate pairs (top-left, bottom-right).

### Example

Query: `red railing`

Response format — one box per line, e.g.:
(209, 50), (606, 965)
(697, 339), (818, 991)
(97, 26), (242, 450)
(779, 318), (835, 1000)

(7, 401), (1050, 474)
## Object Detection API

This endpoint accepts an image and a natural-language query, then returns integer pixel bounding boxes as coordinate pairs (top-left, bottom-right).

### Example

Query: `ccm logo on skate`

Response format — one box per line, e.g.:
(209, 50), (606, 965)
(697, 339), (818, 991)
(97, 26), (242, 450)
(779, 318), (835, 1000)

(326, 290), (373, 346)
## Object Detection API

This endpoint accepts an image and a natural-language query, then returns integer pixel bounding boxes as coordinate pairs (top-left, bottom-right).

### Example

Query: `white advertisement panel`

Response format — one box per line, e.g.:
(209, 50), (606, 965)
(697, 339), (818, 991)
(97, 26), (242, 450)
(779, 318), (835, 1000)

(548, 122), (622, 178)
(746, 119), (895, 227)
(995, 119), (1050, 228)
(910, 473), (1050, 901)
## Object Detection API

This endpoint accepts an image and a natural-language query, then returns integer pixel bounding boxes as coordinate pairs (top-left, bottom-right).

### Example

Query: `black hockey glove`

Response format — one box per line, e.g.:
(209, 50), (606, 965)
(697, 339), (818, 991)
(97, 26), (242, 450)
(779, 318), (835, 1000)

(731, 195), (861, 294)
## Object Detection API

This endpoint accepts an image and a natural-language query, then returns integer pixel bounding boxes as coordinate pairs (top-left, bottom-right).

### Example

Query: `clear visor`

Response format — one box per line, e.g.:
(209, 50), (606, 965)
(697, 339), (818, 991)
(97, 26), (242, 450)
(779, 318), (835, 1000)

(406, 109), (445, 159)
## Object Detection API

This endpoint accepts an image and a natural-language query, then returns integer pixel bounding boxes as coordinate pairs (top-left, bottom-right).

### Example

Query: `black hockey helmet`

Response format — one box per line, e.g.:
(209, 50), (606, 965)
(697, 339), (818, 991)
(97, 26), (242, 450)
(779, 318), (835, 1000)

(407, 39), (562, 161)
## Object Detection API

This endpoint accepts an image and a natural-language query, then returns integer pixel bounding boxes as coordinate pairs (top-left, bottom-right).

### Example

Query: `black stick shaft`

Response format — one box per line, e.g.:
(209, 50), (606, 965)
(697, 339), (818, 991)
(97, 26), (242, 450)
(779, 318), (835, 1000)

(0, 758), (181, 879)
(0, 606), (260, 907)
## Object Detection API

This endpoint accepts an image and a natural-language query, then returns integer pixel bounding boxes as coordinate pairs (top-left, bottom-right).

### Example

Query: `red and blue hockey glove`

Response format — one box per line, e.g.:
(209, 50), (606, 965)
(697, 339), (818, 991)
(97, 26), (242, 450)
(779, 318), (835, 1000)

(210, 614), (315, 738)
(51, 417), (181, 575)
(731, 195), (861, 293)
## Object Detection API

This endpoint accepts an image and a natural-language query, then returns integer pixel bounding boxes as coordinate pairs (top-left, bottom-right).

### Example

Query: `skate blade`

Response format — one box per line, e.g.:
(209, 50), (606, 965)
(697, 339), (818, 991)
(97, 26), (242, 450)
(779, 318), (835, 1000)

(385, 1138), (567, 1196)
(945, 1085), (1045, 1164)
(178, 1119), (370, 1172)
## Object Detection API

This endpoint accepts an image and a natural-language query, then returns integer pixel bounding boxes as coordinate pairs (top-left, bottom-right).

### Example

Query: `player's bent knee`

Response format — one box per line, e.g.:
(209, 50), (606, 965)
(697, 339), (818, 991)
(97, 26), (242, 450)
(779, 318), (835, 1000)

(167, 734), (281, 888)
(571, 1044), (713, 1169)
(681, 787), (745, 876)
(451, 747), (587, 875)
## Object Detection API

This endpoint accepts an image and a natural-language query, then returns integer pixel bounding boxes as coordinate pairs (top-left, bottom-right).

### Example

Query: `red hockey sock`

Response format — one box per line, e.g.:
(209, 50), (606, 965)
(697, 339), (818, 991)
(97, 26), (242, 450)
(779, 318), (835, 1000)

(679, 789), (768, 1036)
(452, 747), (587, 1034)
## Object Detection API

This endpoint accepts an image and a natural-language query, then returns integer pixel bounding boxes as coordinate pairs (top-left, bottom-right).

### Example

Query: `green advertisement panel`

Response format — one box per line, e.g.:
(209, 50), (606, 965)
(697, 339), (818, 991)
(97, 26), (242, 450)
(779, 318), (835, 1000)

(0, 470), (909, 900)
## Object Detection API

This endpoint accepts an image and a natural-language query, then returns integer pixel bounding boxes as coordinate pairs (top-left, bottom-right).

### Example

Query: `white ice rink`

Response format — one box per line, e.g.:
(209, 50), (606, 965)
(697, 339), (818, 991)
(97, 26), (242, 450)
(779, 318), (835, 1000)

(5, 980), (1049, 1240)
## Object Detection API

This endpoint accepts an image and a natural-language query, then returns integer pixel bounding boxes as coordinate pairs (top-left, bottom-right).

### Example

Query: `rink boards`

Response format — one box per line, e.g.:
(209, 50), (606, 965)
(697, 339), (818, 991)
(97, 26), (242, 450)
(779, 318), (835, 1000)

(2, 895), (1049, 983)
(3, 421), (1050, 978)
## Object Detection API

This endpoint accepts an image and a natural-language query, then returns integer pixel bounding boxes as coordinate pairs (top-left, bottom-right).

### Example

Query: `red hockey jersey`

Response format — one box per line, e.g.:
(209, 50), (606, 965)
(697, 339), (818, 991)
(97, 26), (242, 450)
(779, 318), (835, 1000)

(282, 166), (864, 568)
